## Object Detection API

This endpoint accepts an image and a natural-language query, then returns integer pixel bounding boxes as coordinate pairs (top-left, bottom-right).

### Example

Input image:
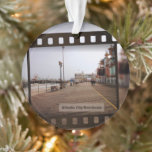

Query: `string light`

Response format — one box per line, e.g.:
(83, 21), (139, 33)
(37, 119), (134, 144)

(11, 13), (21, 18)
(72, 130), (84, 136)
(72, 130), (76, 134)
(33, 140), (42, 151)
(100, 0), (113, 2)
(42, 136), (57, 152)
(80, 132), (84, 136)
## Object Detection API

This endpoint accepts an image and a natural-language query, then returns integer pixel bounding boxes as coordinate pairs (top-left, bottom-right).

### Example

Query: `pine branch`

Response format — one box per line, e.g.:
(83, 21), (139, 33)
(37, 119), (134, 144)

(0, 56), (27, 118)
(87, 0), (138, 29)
(0, 110), (36, 152)
(0, 0), (37, 51)
(109, 5), (152, 85)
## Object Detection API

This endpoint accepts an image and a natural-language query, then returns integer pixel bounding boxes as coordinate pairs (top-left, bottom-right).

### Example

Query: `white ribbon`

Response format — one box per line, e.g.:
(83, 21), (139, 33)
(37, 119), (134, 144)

(65, 0), (87, 34)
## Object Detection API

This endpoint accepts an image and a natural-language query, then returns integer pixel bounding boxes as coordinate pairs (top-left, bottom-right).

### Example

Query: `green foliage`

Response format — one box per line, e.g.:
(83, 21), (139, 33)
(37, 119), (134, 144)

(0, 0), (37, 52)
(78, 136), (105, 152)
(87, 0), (137, 29)
(0, 110), (35, 152)
(109, 5), (152, 84)
(0, 56), (27, 118)
(0, 0), (38, 150)
(46, 0), (67, 25)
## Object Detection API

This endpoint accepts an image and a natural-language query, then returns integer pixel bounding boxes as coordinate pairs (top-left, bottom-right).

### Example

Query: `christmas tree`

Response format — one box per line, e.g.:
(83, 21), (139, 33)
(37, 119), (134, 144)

(0, 0), (152, 151)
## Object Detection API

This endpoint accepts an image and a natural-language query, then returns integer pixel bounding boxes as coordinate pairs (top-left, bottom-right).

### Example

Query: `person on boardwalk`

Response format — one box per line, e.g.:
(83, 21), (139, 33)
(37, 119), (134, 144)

(70, 79), (74, 86)
(91, 78), (96, 86)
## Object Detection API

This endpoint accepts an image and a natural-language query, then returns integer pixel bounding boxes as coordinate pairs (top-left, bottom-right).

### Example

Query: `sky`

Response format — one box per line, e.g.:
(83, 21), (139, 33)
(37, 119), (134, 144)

(22, 44), (123, 81)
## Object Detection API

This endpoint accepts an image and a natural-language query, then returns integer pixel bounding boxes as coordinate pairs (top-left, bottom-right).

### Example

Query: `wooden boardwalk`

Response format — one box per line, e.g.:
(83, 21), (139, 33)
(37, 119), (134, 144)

(31, 82), (118, 119)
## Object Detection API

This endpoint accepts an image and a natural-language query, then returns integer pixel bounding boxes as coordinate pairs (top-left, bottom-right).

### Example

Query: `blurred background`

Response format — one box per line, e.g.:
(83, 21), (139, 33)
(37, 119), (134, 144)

(0, 0), (152, 151)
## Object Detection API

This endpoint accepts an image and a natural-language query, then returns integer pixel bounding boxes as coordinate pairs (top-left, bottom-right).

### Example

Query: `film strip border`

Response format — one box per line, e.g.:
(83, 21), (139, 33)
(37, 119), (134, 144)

(48, 113), (113, 129)
(28, 31), (119, 129)
(31, 31), (117, 48)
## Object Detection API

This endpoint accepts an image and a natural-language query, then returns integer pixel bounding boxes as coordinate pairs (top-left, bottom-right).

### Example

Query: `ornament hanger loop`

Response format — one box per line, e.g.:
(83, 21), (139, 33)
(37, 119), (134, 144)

(65, 0), (87, 35)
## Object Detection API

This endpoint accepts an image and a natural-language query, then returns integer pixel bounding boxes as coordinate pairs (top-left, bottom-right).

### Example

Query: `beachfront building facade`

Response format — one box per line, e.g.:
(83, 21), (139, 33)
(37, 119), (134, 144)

(75, 73), (96, 83)
(97, 46), (116, 85)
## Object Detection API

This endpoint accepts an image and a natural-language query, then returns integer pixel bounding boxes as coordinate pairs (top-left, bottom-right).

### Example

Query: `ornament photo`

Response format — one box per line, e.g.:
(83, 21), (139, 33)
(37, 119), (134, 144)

(22, 22), (129, 130)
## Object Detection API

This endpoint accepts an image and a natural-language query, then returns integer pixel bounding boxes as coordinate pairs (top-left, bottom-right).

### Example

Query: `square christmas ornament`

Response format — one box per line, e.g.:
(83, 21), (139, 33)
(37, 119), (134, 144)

(22, 22), (130, 130)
